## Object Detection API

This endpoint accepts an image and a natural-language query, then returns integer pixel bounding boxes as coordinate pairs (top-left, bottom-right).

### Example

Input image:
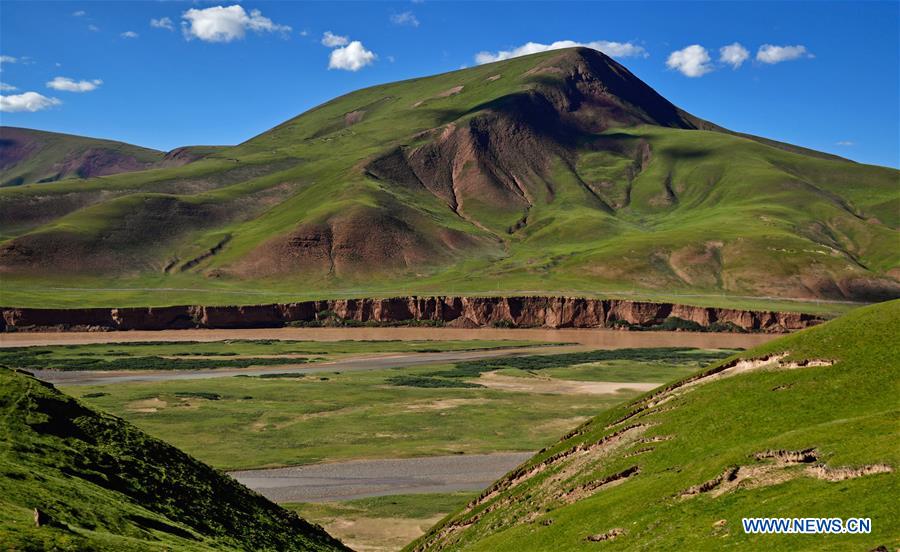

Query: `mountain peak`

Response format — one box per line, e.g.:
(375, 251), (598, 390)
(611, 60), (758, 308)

(1, 48), (897, 305)
(511, 47), (695, 131)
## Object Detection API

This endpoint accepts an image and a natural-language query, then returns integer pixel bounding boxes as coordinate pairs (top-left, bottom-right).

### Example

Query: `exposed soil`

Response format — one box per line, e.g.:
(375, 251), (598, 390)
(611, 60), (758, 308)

(0, 296), (826, 333)
(679, 448), (893, 498)
(586, 528), (624, 542)
(321, 514), (446, 552)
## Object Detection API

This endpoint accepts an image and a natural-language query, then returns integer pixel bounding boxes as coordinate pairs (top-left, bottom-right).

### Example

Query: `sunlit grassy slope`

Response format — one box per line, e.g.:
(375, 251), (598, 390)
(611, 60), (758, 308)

(411, 299), (900, 551)
(0, 366), (347, 551)
(1, 48), (897, 309)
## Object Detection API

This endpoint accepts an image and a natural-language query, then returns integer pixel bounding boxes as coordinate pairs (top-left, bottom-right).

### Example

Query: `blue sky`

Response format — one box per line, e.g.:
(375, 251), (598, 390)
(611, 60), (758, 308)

(1, 1), (898, 168)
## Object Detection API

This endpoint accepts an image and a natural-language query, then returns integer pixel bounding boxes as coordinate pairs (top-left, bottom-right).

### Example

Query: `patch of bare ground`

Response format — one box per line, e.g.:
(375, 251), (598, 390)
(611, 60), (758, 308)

(404, 398), (490, 411)
(679, 448), (893, 498)
(605, 353), (834, 430)
(437, 86), (464, 98)
(586, 528), (624, 542)
(806, 463), (893, 482)
(125, 397), (167, 413)
(344, 110), (365, 126)
(624, 447), (654, 458)
(560, 465), (639, 504)
(251, 406), (370, 431)
(411, 86), (464, 109)
(324, 514), (446, 552)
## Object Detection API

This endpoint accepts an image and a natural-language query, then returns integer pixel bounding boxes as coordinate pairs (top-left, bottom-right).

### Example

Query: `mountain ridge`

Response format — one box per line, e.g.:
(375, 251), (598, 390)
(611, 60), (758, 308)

(0, 47), (897, 308)
(0, 126), (225, 187)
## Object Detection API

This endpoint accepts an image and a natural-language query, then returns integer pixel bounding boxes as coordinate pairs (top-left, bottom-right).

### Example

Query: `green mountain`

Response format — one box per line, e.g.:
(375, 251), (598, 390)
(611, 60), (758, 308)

(0, 126), (223, 187)
(410, 299), (900, 551)
(1, 48), (897, 308)
(0, 366), (347, 551)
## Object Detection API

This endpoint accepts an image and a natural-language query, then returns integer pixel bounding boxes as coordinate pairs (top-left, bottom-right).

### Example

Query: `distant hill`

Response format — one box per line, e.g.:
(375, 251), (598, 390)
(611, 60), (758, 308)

(0, 126), (222, 186)
(0, 366), (348, 551)
(411, 299), (899, 551)
(0, 47), (897, 308)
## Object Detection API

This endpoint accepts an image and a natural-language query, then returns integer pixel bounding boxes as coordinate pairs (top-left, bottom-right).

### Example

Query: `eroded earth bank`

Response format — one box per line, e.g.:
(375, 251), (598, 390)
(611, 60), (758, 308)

(1, 296), (825, 332)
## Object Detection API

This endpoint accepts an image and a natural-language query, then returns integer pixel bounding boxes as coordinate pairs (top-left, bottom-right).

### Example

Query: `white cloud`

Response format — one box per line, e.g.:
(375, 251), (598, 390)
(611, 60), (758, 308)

(46, 77), (103, 92)
(150, 17), (174, 31)
(181, 5), (291, 43)
(0, 82), (17, 91)
(321, 31), (349, 47)
(756, 44), (812, 64)
(474, 40), (648, 65)
(88, 24), (100, 32)
(835, 140), (854, 146)
(121, 31), (139, 39)
(390, 11), (420, 27)
(666, 45), (713, 77)
(299, 29), (309, 37)
(0, 91), (61, 112)
(328, 41), (376, 71)
(719, 42), (749, 69)
(0, 55), (17, 64)
(72, 10), (86, 17)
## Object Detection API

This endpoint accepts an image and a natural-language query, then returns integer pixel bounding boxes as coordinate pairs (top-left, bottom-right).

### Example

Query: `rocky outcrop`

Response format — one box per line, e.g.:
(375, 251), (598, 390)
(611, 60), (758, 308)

(0, 296), (826, 333)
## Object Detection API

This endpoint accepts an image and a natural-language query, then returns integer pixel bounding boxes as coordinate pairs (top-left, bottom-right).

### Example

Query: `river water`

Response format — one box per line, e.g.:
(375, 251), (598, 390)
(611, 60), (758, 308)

(0, 326), (776, 348)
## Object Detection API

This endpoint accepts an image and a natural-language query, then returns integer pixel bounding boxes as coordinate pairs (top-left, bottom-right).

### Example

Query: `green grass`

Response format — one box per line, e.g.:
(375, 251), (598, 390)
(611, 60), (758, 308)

(286, 493), (477, 522)
(411, 300), (900, 551)
(386, 375), (485, 388)
(1, 48), (895, 311)
(423, 347), (737, 379)
(0, 367), (346, 551)
(493, 356), (720, 383)
(62, 366), (622, 470)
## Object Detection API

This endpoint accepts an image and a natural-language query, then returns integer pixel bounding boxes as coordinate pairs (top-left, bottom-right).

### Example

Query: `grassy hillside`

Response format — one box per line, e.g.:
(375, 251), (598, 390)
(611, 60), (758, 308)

(1, 127), (162, 186)
(411, 300), (900, 551)
(0, 366), (347, 551)
(0, 126), (225, 188)
(1, 48), (897, 308)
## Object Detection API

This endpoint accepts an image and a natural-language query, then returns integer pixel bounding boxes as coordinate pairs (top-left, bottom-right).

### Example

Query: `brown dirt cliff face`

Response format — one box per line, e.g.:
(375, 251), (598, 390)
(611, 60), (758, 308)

(1, 296), (825, 332)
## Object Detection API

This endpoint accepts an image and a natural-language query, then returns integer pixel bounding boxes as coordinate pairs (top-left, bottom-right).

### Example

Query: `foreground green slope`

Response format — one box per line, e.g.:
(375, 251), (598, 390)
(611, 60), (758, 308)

(411, 300), (899, 551)
(0, 367), (347, 551)
(1, 48), (897, 308)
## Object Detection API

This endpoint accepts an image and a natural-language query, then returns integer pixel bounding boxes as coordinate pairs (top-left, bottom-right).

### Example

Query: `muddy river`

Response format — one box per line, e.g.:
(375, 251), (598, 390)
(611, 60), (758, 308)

(0, 326), (777, 348)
